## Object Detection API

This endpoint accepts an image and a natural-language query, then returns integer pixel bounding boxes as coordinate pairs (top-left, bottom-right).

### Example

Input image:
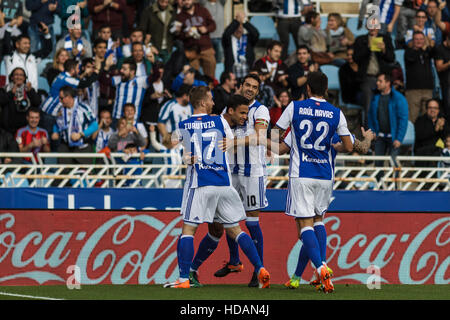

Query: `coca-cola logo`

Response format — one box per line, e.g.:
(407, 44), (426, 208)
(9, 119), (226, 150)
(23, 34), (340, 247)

(0, 211), (448, 285)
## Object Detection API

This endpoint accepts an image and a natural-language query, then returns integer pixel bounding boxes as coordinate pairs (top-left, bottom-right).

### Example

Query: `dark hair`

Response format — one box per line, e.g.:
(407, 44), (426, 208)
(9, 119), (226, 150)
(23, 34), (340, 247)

(377, 72), (392, 84)
(93, 38), (107, 48)
(267, 40), (283, 51)
(297, 44), (310, 53)
(8, 67), (27, 82)
(412, 31), (425, 38)
(227, 94), (250, 111)
(416, 9), (427, 17)
(26, 106), (41, 116)
(189, 86), (211, 109)
(124, 143), (138, 150)
(15, 34), (30, 44)
(131, 41), (144, 50)
(242, 73), (261, 87)
(122, 58), (137, 73)
(81, 57), (94, 68)
(98, 25), (111, 32)
(276, 88), (291, 99)
(425, 98), (441, 110)
(307, 72), (328, 97)
(64, 59), (78, 72)
(305, 11), (319, 24)
(176, 84), (193, 98)
(129, 28), (145, 36)
(123, 103), (136, 111)
(220, 71), (233, 85)
(60, 85), (77, 98)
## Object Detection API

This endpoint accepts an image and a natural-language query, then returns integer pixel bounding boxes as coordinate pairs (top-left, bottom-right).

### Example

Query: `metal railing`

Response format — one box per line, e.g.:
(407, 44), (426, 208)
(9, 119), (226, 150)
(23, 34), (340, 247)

(0, 152), (448, 191)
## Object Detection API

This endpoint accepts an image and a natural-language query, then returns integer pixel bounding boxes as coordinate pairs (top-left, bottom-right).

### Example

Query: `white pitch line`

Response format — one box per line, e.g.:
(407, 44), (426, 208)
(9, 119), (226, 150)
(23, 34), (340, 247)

(0, 291), (64, 300)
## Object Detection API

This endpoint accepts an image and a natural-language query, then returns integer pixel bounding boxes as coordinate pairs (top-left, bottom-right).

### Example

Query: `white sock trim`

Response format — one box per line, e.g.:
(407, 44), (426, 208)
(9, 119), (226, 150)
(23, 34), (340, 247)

(180, 234), (194, 239)
(313, 221), (325, 227)
(300, 226), (314, 235)
(235, 231), (245, 243)
(246, 216), (259, 222)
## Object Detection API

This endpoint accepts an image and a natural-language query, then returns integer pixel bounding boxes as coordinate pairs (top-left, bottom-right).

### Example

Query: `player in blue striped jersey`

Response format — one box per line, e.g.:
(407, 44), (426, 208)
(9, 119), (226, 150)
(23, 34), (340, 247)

(214, 73), (270, 287)
(274, 71), (353, 293)
(163, 86), (270, 289)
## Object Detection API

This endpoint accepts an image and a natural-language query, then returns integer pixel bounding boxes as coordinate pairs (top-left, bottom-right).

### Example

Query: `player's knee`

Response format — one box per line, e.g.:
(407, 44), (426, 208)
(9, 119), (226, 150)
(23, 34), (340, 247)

(208, 222), (224, 238)
(246, 210), (260, 218)
(224, 226), (242, 240)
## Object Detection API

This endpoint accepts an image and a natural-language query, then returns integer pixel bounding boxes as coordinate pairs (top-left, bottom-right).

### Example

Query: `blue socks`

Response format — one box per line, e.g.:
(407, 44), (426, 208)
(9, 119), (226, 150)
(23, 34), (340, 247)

(236, 232), (263, 272)
(226, 233), (240, 265)
(190, 233), (220, 271)
(300, 227), (322, 269)
(245, 218), (264, 265)
(294, 242), (310, 278)
(314, 222), (327, 263)
(177, 235), (194, 280)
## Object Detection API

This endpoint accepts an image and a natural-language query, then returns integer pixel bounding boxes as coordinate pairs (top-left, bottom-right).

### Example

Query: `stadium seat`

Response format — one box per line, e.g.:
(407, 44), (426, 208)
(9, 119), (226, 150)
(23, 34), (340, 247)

(54, 15), (62, 36)
(288, 33), (296, 55)
(38, 76), (50, 92)
(431, 60), (442, 99)
(320, 64), (340, 90)
(402, 120), (415, 155)
(0, 60), (5, 75)
(346, 17), (367, 38)
(250, 16), (278, 40)
(215, 62), (224, 81)
(38, 58), (52, 77)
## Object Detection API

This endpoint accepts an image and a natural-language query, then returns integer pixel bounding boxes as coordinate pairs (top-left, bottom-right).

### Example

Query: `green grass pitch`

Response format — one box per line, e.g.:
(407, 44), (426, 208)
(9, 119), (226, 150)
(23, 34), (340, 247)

(0, 284), (449, 300)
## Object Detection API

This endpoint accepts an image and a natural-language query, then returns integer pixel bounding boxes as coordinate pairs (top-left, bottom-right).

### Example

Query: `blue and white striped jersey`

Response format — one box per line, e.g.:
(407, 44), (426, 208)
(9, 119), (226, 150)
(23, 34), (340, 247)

(174, 114), (234, 188)
(158, 99), (193, 134)
(229, 100), (270, 177)
(276, 97), (351, 180)
(112, 75), (150, 121)
(41, 72), (80, 116)
(379, 0), (404, 25)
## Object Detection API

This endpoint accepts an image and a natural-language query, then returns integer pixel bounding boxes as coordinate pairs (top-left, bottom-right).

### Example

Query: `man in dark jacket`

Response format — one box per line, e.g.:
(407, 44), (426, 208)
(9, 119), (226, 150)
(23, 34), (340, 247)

(88, 0), (126, 39)
(222, 11), (259, 83)
(139, 0), (176, 63)
(353, 23), (395, 125)
(0, 128), (19, 164)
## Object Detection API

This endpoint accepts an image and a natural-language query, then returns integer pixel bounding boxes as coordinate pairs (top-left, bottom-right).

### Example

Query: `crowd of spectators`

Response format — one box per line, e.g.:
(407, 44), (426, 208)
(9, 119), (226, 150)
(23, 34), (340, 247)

(0, 0), (449, 170)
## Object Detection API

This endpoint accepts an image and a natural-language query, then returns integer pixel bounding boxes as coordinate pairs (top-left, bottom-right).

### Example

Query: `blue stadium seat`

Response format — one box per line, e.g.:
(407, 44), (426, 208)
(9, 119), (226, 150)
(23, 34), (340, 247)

(321, 16), (328, 30)
(38, 76), (50, 92)
(250, 16), (277, 40)
(54, 15), (62, 36)
(320, 64), (340, 90)
(215, 62), (224, 80)
(346, 17), (367, 38)
(395, 49), (406, 80)
(38, 58), (52, 77)
(402, 120), (415, 155)
(431, 61), (442, 99)
(288, 33), (296, 55)
(0, 60), (5, 75)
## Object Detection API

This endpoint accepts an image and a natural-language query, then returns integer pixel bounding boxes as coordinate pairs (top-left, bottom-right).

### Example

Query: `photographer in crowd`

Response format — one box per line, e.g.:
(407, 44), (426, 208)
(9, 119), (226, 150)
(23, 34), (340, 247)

(0, 67), (41, 135)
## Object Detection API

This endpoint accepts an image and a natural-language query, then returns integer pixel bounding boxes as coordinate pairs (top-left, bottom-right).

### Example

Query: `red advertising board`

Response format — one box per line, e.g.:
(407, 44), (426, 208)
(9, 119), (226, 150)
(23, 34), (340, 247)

(0, 210), (448, 285)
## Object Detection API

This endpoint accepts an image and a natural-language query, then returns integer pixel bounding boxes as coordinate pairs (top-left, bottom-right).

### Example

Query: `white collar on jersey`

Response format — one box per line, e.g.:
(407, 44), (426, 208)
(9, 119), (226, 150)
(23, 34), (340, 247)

(193, 113), (208, 116)
(310, 97), (326, 102)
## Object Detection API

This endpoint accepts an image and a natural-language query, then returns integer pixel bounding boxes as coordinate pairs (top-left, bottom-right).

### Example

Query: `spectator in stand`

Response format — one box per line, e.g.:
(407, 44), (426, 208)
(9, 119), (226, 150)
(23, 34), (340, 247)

(0, 67), (41, 136)
(139, 0), (175, 64)
(405, 9), (436, 47)
(287, 45), (319, 100)
(51, 86), (99, 163)
(434, 1), (450, 39)
(269, 89), (291, 129)
(56, 23), (92, 61)
(325, 12), (355, 67)
(434, 32), (450, 121)
(123, 103), (148, 149)
(353, 20), (395, 125)
(171, 64), (207, 93)
(441, 134), (450, 172)
(0, 127), (19, 165)
(377, 0), (402, 36)
(141, 61), (172, 129)
(273, 0), (314, 60)
(78, 58), (101, 119)
(414, 98), (450, 155)
(368, 72), (409, 169)
(396, 0), (420, 48)
(107, 117), (146, 152)
(118, 42), (155, 78)
(222, 11), (259, 83)
(0, 0), (27, 36)
(339, 46), (363, 105)
(174, 0), (217, 80)
(122, 28), (154, 59)
(252, 40), (289, 95)
(297, 11), (332, 65)
(15, 107), (50, 163)
(25, 0), (58, 52)
(3, 23), (52, 90)
(157, 83), (192, 140)
(59, 0), (89, 39)
(425, 0), (445, 45)
(42, 48), (70, 87)
(404, 31), (435, 123)
(199, 0), (226, 63)
(88, 0), (126, 39)
(96, 25), (123, 64)
(92, 109), (115, 152)
(212, 71), (236, 115)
